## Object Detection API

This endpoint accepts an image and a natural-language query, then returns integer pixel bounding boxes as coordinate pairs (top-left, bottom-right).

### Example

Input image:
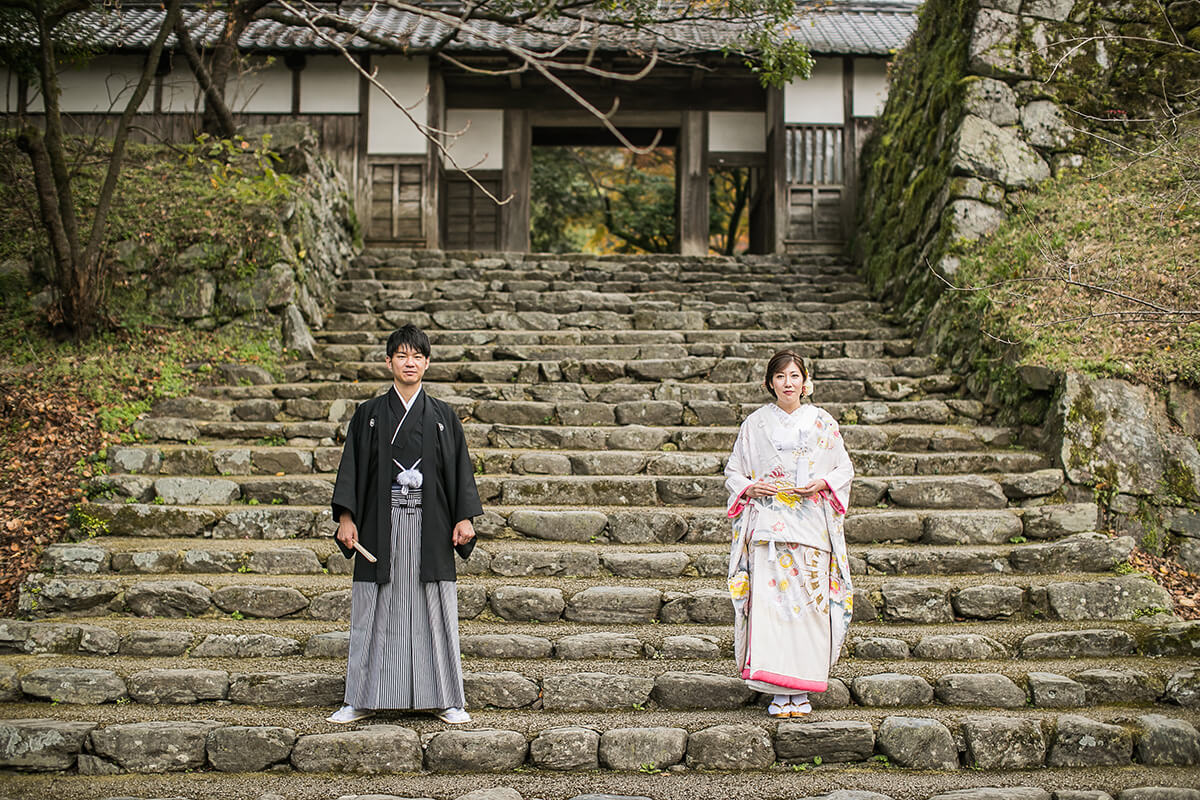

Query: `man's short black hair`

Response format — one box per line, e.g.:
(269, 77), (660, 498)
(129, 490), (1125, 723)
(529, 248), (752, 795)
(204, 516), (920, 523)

(386, 324), (431, 359)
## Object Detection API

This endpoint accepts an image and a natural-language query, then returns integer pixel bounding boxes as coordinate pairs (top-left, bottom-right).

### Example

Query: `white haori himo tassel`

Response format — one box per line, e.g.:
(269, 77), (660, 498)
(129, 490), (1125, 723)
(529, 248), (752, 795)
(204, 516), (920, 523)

(392, 458), (423, 494)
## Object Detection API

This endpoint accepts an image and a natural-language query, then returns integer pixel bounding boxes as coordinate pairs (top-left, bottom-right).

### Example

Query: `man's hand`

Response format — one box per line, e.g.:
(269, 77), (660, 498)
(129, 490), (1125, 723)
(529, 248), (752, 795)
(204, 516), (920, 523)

(337, 513), (359, 550)
(452, 519), (476, 546)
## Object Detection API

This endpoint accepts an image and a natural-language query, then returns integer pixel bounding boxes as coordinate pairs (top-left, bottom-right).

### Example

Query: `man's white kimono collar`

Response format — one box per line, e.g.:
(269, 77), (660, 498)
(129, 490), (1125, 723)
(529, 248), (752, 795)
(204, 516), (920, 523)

(391, 385), (423, 444)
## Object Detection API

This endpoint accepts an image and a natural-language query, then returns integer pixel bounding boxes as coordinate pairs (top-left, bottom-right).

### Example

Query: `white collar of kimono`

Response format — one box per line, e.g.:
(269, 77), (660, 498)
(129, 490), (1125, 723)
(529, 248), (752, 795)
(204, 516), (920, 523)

(769, 402), (817, 426)
(391, 385), (423, 444)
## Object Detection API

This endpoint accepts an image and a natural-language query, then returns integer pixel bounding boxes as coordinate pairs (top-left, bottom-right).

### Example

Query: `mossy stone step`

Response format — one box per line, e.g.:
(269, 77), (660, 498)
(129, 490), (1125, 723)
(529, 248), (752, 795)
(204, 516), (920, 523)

(16, 572), (1175, 626)
(313, 328), (911, 348)
(101, 444), (1050, 480)
(37, 532), (1134, 583)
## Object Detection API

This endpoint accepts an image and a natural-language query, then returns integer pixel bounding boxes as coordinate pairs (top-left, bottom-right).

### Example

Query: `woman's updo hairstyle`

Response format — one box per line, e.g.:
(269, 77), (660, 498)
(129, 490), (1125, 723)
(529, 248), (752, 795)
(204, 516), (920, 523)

(764, 350), (814, 398)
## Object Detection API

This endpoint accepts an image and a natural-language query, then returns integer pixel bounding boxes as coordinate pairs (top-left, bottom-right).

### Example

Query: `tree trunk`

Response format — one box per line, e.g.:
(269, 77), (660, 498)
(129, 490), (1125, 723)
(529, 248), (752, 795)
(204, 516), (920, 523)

(20, 0), (182, 337)
(174, 14), (237, 139)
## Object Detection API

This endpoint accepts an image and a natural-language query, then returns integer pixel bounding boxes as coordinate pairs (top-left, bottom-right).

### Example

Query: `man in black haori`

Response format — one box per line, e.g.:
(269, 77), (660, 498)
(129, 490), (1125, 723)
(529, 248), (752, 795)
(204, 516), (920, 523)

(327, 324), (482, 724)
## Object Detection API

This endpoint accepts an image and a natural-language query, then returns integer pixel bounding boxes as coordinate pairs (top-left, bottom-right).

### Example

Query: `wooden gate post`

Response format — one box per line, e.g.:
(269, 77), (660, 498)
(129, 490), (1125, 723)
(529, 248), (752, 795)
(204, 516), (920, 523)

(676, 109), (709, 256)
(500, 108), (531, 252)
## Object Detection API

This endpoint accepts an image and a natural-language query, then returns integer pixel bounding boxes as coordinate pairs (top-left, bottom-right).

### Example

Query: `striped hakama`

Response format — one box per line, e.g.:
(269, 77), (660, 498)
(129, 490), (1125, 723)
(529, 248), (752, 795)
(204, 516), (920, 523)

(344, 486), (465, 710)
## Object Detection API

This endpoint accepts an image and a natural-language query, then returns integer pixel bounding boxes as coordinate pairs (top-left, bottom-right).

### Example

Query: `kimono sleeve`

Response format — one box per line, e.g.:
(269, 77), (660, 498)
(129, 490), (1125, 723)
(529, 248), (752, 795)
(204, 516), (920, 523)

(724, 421), (754, 518)
(330, 407), (364, 558)
(446, 411), (483, 524)
(819, 412), (855, 515)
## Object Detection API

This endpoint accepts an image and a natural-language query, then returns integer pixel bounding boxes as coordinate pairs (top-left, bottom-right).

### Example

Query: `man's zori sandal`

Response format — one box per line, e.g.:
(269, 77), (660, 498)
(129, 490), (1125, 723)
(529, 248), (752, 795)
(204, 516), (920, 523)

(327, 704), (374, 724)
(436, 707), (472, 724)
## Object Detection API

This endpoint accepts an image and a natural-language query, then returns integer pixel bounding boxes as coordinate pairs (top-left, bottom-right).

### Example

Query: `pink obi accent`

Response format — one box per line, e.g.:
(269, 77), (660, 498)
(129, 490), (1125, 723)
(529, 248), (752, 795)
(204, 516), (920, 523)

(742, 669), (828, 693)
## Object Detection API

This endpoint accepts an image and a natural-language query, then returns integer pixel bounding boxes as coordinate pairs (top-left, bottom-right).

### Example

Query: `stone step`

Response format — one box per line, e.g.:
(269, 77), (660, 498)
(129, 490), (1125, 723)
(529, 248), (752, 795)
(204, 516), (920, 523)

(102, 443), (1050, 480)
(79, 501), (1100, 547)
(309, 339), (920, 365)
(133, 398), (992, 445)
(4, 657), (1198, 715)
(5, 616), (1195, 665)
(329, 285), (884, 312)
(87, 471), (1067, 511)
(314, 328), (911, 349)
(192, 383), (974, 417)
(305, 355), (939, 384)
(38, 532), (1134, 581)
(1, 704), (1198, 783)
(187, 376), (967, 418)
(17, 571), (1175, 625)
(322, 324), (911, 343)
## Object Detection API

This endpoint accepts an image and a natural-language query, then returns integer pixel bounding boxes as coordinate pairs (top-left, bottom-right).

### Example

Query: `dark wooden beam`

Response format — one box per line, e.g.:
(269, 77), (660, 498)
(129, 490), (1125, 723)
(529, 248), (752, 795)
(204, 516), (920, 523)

(500, 108), (531, 252)
(842, 55), (855, 241)
(424, 64), (444, 249)
(756, 85), (786, 254)
(676, 109), (708, 256)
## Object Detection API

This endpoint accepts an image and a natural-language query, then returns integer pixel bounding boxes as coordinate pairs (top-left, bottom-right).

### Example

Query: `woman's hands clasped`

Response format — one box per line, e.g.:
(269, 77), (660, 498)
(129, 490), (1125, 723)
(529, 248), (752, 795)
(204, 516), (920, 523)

(745, 478), (830, 500)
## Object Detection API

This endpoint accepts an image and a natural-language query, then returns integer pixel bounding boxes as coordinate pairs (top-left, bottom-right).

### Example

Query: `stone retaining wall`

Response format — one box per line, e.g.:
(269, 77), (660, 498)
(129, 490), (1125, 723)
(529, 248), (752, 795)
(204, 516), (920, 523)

(855, 0), (1200, 563)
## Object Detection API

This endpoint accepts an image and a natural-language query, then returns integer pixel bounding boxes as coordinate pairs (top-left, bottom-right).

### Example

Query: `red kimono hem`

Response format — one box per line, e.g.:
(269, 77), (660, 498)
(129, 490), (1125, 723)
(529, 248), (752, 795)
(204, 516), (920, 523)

(742, 669), (828, 692)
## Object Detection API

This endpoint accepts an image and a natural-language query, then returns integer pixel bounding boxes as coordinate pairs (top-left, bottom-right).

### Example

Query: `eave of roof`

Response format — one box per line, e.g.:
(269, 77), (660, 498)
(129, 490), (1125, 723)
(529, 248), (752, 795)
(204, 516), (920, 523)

(61, 1), (917, 57)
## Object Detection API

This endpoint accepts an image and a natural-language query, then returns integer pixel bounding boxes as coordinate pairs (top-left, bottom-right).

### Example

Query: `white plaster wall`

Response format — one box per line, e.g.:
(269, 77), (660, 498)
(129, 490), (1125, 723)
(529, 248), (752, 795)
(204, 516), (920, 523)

(301, 56), (359, 113)
(784, 58), (843, 124)
(367, 56), (430, 155)
(1, 69), (16, 113)
(161, 67), (201, 113)
(226, 59), (292, 114)
(709, 111), (765, 152)
(40, 56), (152, 113)
(853, 58), (890, 117)
(443, 109), (504, 170)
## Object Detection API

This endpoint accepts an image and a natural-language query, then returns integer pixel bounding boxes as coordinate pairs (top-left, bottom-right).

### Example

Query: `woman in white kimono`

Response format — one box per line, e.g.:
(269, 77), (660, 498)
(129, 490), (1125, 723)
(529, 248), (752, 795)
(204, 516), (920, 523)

(725, 350), (855, 718)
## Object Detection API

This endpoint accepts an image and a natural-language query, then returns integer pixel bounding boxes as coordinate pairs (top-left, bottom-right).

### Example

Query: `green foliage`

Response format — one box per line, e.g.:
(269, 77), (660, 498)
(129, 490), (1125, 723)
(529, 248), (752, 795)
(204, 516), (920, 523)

(68, 504), (109, 539)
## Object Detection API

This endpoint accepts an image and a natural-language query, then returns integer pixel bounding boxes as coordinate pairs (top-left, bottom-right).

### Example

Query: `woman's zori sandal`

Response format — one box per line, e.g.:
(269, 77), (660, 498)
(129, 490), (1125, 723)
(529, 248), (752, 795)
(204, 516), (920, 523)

(769, 693), (812, 718)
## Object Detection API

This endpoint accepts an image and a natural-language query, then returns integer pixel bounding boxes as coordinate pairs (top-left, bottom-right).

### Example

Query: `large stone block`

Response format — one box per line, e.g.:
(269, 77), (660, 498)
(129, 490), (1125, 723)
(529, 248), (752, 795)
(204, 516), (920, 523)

(775, 720), (875, 763)
(565, 586), (661, 624)
(1021, 503), (1098, 539)
(888, 475), (1007, 509)
(607, 510), (688, 543)
(1009, 533), (1134, 573)
(953, 115), (1049, 189)
(490, 585), (565, 621)
(207, 726), (296, 772)
(212, 585), (310, 618)
(19, 575), (120, 616)
(1048, 715), (1132, 766)
(425, 729), (528, 772)
(1073, 669), (1162, 705)
(881, 580), (952, 623)
(961, 715), (1046, 769)
(541, 673), (653, 711)
(530, 726), (600, 770)
(41, 544), (109, 575)
(154, 477), (240, 505)
(651, 672), (754, 709)
(127, 668), (229, 704)
(228, 672), (343, 706)
(460, 633), (553, 659)
(913, 633), (1007, 660)
(1027, 672), (1086, 708)
(555, 632), (643, 660)
(463, 671), (540, 709)
(963, 76), (1019, 126)
(291, 726), (422, 773)
(876, 716), (958, 769)
(1045, 577), (1173, 621)
(0, 719), (96, 771)
(191, 633), (302, 658)
(1056, 375), (1166, 495)
(508, 510), (608, 542)
(90, 721), (220, 772)
(851, 673), (934, 707)
(1166, 666), (1200, 706)
(923, 511), (1021, 545)
(685, 724), (773, 769)
(124, 580), (212, 617)
(952, 584), (1024, 619)
(934, 673), (1026, 707)
(20, 667), (127, 704)
(1019, 628), (1136, 659)
(1135, 714), (1200, 766)
(599, 727), (688, 770)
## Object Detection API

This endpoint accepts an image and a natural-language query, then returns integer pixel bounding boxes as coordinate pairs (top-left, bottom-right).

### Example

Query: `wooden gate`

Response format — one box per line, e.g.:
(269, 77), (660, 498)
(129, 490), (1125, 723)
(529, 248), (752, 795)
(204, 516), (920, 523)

(366, 157), (425, 244)
(785, 124), (849, 243)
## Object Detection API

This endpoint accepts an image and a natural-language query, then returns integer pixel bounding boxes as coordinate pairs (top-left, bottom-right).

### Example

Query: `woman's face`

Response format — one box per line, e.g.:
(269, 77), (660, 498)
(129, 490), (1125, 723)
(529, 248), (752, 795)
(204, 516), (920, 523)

(770, 361), (805, 401)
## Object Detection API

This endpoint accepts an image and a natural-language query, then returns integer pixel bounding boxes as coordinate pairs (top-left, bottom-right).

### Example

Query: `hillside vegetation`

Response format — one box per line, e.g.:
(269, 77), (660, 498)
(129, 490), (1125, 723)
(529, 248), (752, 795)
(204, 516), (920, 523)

(953, 124), (1200, 387)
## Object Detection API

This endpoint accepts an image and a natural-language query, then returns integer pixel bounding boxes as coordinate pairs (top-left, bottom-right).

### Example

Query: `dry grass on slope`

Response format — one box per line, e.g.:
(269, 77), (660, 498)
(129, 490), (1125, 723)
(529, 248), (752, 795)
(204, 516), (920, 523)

(957, 124), (1200, 387)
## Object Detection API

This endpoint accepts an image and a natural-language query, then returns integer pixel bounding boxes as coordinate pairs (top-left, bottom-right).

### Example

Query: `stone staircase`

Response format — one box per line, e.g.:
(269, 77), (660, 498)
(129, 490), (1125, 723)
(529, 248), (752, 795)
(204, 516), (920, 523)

(2, 252), (1198, 800)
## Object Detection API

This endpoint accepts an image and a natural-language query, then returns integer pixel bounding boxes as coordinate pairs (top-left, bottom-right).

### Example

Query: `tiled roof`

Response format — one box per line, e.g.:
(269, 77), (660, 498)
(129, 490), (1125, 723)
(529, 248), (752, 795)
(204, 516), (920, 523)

(67, 2), (917, 56)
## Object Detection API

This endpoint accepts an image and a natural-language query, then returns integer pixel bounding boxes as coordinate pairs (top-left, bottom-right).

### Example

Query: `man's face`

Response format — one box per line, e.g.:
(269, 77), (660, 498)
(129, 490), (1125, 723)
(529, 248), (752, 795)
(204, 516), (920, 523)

(386, 345), (429, 387)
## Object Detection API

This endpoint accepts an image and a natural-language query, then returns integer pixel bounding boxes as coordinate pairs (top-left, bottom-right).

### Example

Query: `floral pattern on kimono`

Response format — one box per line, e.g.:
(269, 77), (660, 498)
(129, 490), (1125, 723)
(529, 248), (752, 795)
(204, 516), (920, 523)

(724, 403), (855, 685)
